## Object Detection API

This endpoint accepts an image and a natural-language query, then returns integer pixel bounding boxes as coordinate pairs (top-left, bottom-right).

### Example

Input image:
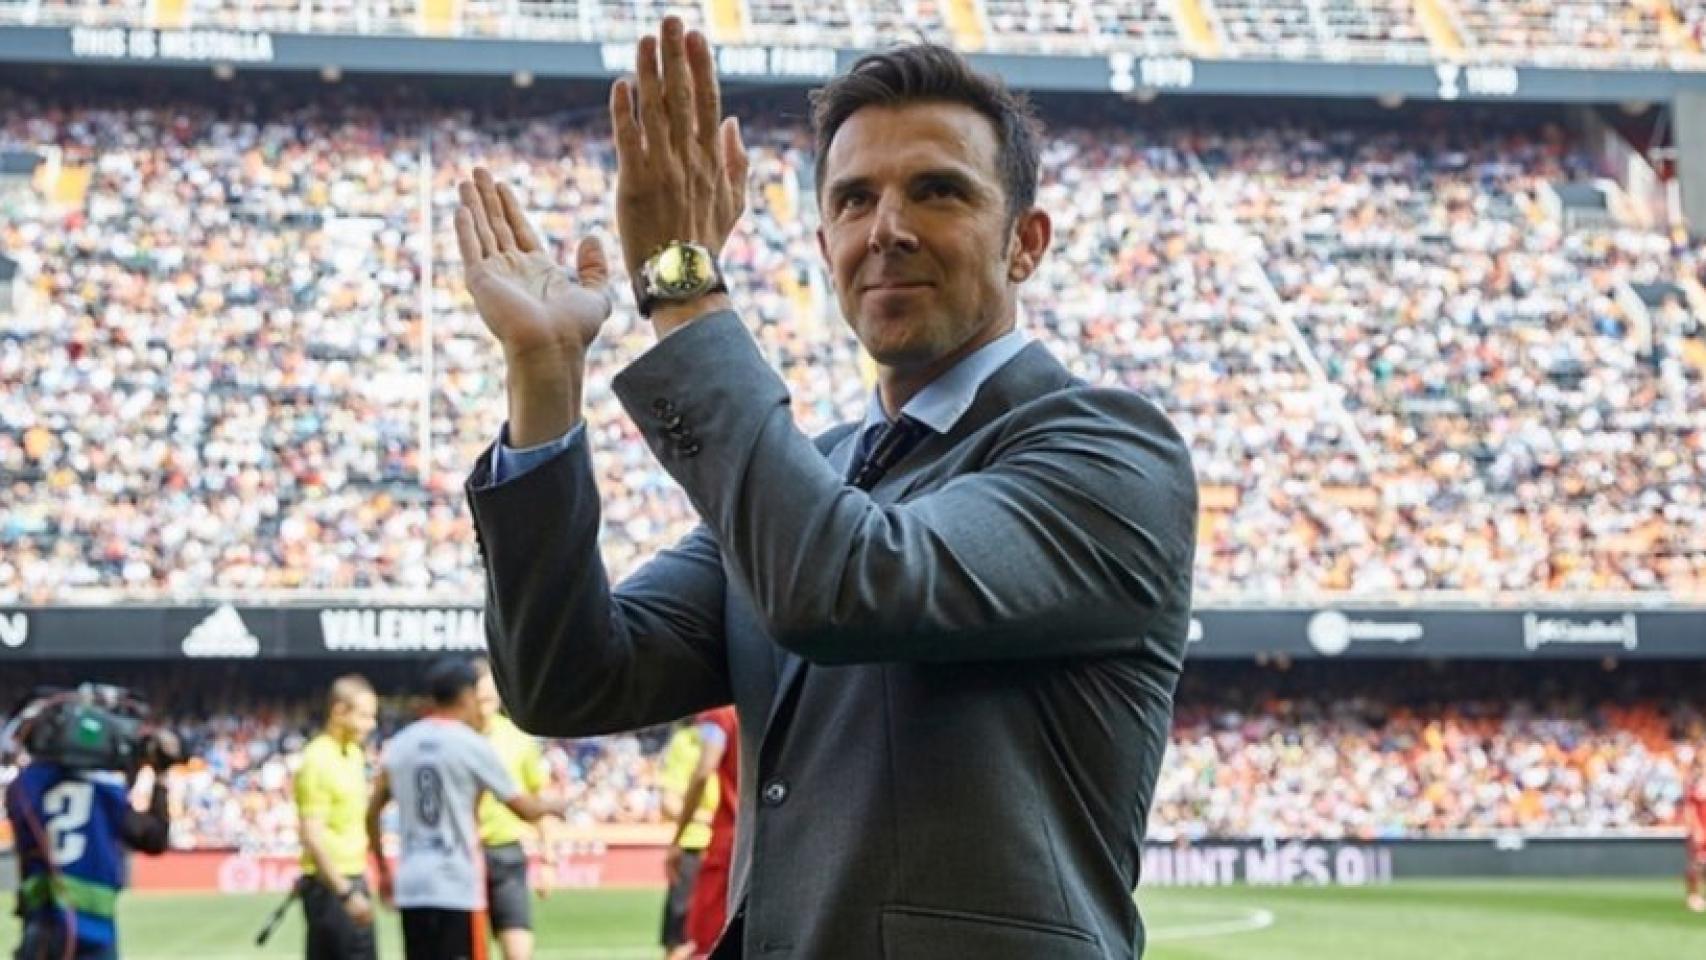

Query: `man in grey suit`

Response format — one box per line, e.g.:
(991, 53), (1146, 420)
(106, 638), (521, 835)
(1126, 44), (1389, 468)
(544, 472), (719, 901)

(455, 17), (1197, 959)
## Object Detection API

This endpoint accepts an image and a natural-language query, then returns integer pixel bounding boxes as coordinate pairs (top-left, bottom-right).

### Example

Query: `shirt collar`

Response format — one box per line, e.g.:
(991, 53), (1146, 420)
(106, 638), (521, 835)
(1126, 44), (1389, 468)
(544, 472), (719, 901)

(858, 328), (1031, 440)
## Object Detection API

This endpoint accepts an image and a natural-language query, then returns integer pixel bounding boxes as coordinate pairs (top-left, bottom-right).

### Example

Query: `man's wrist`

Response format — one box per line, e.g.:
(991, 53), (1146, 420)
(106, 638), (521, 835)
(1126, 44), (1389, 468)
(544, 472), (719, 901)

(504, 349), (586, 448)
(650, 293), (733, 338)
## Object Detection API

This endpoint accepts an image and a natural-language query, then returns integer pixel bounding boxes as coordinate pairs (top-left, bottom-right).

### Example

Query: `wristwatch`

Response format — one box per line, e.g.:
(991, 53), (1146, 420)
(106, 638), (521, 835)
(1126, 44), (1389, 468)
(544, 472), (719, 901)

(634, 241), (727, 318)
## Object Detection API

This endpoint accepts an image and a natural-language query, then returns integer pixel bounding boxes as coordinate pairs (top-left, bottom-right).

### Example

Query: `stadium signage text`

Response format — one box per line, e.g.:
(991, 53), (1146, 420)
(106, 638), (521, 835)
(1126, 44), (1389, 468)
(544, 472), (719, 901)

(1142, 842), (1394, 887)
(1434, 63), (1521, 100)
(319, 607), (486, 653)
(1, 605), (1697, 660)
(598, 42), (835, 79)
(0, 612), (26, 649)
(1305, 610), (1424, 656)
(1522, 613), (1639, 651)
(69, 28), (275, 63)
(1108, 54), (1195, 94)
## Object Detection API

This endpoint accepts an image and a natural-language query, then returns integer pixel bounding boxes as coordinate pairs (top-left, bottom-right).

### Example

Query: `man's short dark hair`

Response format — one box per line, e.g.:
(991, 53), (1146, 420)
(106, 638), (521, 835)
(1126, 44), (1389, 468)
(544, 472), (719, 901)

(423, 657), (480, 708)
(809, 44), (1043, 226)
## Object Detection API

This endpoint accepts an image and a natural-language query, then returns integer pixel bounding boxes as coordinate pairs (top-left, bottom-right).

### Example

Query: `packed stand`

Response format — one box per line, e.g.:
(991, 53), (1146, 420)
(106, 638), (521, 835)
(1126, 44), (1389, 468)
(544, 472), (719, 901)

(7, 662), (1704, 849)
(1211, 122), (1706, 594)
(1451, 0), (1673, 65)
(2, 92), (1705, 600)
(1154, 693), (1702, 839)
(1210, 0), (1432, 61)
(742, 0), (857, 46)
(0, 96), (432, 598)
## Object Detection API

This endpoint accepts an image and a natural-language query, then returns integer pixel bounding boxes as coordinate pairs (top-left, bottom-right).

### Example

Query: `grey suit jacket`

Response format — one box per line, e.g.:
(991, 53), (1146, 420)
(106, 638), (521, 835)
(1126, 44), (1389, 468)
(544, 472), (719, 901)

(466, 311), (1197, 959)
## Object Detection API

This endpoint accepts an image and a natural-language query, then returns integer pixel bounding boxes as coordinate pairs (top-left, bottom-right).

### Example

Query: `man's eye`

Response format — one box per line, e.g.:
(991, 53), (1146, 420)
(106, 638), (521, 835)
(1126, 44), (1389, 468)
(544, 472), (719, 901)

(923, 182), (961, 199)
(839, 192), (871, 212)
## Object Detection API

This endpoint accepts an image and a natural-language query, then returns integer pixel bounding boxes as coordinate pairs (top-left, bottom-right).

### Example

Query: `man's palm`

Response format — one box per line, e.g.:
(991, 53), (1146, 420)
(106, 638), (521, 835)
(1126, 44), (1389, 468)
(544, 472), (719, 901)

(455, 169), (612, 359)
(466, 243), (609, 358)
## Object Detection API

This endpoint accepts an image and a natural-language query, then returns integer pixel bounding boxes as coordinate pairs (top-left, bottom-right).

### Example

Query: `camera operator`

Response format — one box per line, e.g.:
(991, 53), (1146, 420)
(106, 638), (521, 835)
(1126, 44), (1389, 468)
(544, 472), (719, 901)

(6, 692), (180, 960)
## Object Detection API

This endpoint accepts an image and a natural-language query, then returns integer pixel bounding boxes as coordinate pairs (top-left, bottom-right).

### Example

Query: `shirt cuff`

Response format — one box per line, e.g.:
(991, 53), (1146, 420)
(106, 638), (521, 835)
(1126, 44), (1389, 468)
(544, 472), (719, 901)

(488, 423), (585, 486)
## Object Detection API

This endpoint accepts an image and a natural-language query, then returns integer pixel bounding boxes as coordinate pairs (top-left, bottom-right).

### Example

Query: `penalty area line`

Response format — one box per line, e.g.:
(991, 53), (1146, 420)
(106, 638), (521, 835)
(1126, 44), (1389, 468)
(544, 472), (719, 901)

(1149, 906), (1276, 942)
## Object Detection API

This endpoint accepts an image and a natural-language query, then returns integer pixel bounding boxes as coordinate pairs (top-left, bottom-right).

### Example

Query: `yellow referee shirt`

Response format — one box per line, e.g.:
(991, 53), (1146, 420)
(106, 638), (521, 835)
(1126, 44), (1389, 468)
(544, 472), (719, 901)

(294, 733), (369, 877)
(659, 725), (717, 852)
(479, 714), (551, 847)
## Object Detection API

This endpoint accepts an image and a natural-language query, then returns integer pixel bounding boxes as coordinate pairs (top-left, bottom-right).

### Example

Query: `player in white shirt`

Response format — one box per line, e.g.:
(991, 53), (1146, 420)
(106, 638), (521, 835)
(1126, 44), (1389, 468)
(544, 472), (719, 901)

(367, 659), (569, 960)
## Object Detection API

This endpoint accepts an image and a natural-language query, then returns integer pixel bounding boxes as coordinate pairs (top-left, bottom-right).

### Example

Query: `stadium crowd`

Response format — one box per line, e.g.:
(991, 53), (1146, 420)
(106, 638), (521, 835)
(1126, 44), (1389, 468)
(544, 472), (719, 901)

(4, 676), (1699, 850)
(152, 708), (668, 853)
(9, 0), (1706, 65)
(3, 92), (1702, 602)
(1153, 692), (1702, 839)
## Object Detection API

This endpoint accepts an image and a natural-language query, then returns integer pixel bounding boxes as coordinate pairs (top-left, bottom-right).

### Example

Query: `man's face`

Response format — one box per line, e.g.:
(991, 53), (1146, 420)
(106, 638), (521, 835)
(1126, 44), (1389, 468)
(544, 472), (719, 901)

(817, 101), (1042, 375)
(475, 672), (500, 730)
(336, 692), (377, 744)
(453, 688), (485, 730)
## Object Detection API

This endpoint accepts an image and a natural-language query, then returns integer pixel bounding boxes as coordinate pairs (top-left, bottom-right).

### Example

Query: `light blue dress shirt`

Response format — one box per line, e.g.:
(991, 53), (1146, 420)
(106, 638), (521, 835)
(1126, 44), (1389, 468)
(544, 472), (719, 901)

(486, 320), (1030, 486)
(847, 328), (1030, 463)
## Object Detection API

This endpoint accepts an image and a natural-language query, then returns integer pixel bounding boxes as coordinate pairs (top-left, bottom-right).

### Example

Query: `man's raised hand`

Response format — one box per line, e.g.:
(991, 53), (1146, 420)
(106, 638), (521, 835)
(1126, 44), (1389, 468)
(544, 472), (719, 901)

(610, 16), (749, 279)
(455, 167), (611, 364)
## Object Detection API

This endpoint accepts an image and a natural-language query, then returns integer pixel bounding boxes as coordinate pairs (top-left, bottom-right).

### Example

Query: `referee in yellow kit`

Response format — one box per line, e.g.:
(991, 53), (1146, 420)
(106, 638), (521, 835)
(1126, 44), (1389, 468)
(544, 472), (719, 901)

(474, 658), (558, 960)
(294, 674), (380, 960)
(656, 718), (716, 960)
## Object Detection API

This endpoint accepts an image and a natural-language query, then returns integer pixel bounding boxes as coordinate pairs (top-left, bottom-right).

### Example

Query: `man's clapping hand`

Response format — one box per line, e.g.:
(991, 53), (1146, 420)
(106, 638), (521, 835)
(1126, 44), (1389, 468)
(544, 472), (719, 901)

(611, 16), (749, 292)
(455, 167), (611, 445)
(455, 167), (612, 364)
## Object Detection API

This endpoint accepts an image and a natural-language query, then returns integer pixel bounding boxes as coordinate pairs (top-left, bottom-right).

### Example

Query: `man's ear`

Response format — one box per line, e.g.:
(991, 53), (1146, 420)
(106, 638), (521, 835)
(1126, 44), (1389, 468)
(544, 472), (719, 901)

(1006, 208), (1052, 283)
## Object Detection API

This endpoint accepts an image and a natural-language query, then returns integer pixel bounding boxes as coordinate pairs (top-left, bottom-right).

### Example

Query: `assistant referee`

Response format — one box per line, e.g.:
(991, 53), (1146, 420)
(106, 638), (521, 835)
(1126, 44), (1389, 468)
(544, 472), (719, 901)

(294, 674), (379, 960)
(474, 659), (556, 960)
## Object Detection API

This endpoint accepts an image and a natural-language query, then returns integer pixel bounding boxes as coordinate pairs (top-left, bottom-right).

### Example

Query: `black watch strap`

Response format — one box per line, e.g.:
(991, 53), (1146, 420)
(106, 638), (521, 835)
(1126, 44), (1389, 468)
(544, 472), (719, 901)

(636, 276), (728, 319)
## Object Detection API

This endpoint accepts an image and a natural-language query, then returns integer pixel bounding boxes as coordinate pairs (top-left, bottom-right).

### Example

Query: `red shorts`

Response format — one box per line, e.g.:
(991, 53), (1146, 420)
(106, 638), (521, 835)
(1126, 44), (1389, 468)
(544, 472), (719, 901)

(683, 852), (732, 957)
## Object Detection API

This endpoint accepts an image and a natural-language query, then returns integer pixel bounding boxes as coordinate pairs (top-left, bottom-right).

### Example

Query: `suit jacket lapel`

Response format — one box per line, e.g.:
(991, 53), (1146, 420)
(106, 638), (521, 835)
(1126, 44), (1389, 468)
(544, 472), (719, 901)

(756, 342), (1077, 743)
(759, 425), (863, 737)
(891, 341), (1079, 497)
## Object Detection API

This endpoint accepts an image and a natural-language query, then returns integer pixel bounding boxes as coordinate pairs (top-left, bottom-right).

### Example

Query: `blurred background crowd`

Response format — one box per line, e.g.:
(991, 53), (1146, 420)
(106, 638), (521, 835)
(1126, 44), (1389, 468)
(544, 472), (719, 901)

(3, 662), (1699, 850)
(3, 89), (1702, 602)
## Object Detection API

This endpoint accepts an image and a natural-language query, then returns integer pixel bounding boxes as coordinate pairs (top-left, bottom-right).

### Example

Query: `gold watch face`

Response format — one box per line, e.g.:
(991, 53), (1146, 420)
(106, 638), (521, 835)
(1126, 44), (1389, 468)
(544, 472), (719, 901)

(654, 244), (712, 294)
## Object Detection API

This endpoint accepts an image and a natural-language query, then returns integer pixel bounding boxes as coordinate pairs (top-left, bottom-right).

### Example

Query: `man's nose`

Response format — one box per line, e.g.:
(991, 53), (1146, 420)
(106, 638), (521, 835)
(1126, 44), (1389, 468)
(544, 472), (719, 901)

(867, 197), (920, 254)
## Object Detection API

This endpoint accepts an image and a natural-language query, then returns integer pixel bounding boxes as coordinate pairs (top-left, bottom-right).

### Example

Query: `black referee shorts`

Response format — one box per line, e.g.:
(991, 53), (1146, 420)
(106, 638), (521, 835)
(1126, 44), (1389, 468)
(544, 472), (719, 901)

(483, 841), (532, 933)
(301, 874), (376, 960)
(400, 907), (487, 960)
(658, 847), (704, 948)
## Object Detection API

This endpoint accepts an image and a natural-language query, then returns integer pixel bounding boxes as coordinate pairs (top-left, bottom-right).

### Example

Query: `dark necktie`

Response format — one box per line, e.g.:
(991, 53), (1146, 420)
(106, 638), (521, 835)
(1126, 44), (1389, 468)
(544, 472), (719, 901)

(845, 415), (928, 490)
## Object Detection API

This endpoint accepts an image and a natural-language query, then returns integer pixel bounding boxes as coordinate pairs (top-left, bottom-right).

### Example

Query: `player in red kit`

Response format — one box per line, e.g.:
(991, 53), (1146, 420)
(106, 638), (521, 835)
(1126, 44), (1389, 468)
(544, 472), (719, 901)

(1686, 773), (1706, 913)
(665, 706), (738, 959)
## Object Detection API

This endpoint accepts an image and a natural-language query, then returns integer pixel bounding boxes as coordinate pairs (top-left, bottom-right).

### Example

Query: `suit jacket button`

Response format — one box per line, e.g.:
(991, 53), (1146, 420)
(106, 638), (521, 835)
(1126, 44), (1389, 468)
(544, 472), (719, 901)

(652, 398), (675, 415)
(761, 779), (788, 806)
(678, 440), (702, 457)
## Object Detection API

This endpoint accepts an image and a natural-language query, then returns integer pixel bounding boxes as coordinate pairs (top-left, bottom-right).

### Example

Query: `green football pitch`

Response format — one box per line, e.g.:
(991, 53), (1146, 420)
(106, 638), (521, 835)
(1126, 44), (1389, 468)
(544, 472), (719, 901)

(2, 880), (1701, 959)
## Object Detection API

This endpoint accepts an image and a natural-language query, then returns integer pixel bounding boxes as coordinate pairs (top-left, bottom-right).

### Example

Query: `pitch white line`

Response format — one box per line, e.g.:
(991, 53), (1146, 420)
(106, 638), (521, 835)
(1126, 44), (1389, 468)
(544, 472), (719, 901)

(1149, 906), (1276, 942)
(125, 911), (1278, 957)
(125, 952), (660, 960)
